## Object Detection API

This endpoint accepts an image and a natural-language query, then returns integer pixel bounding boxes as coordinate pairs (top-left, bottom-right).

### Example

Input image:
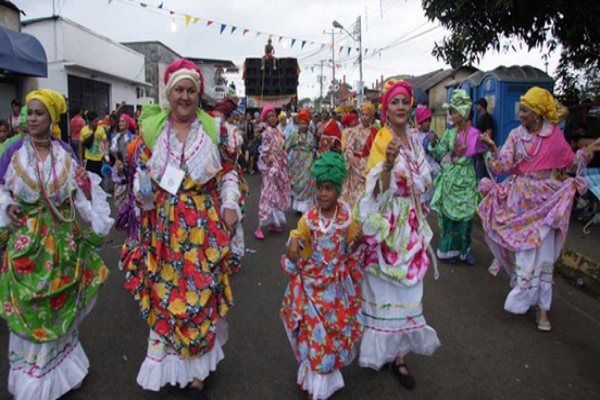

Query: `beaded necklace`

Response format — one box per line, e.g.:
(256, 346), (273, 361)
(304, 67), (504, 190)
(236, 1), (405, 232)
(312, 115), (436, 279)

(31, 140), (75, 223)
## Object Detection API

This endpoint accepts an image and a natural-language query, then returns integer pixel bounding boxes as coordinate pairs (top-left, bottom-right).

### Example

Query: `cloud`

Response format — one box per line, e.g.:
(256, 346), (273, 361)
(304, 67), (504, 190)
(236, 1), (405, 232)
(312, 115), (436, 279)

(13, 0), (559, 100)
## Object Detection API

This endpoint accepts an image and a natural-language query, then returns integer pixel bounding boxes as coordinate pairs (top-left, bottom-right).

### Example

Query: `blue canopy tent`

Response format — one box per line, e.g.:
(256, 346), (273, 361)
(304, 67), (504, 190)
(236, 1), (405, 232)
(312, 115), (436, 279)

(0, 25), (47, 77)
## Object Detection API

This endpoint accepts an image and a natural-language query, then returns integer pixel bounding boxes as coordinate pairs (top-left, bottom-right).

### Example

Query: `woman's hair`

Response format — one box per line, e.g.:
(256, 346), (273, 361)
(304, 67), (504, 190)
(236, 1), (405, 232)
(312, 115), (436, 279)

(0, 119), (9, 130)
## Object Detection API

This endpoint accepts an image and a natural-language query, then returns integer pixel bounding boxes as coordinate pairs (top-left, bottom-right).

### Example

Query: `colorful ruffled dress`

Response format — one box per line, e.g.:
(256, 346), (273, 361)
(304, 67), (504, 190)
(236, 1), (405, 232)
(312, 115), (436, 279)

(258, 125), (291, 226)
(287, 129), (317, 213)
(342, 125), (375, 209)
(120, 107), (244, 391)
(356, 127), (440, 369)
(478, 122), (588, 313)
(280, 202), (363, 400)
(430, 126), (486, 260)
(0, 136), (113, 400)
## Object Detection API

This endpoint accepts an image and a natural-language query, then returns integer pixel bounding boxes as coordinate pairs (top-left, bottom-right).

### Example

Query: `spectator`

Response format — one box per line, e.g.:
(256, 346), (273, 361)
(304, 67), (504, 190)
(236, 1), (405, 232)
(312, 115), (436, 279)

(0, 119), (8, 144)
(69, 107), (86, 161)
(476, 98), (494, 179)
(80, 111), (109, 177)
(9, 99), (21, 134)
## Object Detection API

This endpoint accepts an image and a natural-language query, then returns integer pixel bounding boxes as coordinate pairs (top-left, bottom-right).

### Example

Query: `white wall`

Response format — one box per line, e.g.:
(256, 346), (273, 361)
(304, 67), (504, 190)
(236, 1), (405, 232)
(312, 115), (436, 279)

(23, 18), (151, 110)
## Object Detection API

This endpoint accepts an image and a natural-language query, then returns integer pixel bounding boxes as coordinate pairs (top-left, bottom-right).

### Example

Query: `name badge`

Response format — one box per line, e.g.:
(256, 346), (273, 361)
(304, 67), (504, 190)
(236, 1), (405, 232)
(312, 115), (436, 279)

(159, 164), (185, 195)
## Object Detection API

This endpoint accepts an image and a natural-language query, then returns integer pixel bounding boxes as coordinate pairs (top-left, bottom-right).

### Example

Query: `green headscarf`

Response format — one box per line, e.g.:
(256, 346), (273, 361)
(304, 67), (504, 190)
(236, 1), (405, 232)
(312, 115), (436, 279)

(20, 105), (27, 127)
(311, 152), (347, 193)
(443, 89), (472, 119)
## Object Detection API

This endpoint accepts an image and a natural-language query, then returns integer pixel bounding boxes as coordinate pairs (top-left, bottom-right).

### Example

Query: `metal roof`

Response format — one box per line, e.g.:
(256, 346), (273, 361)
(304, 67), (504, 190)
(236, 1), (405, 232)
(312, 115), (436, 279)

(482, 65), (553, 83)
(404, 66), (479, 91)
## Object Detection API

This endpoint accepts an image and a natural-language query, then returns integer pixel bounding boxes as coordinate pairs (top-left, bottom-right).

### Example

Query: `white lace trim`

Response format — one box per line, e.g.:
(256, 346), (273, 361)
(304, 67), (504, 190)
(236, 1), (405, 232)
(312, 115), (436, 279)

(147, 119), (222, 186)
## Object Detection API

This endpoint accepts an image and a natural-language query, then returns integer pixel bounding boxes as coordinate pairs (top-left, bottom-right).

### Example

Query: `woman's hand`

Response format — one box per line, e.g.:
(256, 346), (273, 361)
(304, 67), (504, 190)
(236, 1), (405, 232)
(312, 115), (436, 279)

(135, 192), (144, 209)
(7, 205), (22, 226)
(75, 166), (92, 199)
(478, 131), (494, 147)
(287, 237), (300, 263)
(348, 223), (363, 252)
(385, 136), (401, 165)
(115, 159), (125, 176)
(428, 132), (438, 147)
(222, 208), (238, 234)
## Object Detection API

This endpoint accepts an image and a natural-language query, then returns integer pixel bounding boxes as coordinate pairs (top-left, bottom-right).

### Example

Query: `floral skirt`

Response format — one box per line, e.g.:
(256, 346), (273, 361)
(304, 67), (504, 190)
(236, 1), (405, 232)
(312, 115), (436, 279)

(137, 318), (228, 391)
(122, 190), (239, 358)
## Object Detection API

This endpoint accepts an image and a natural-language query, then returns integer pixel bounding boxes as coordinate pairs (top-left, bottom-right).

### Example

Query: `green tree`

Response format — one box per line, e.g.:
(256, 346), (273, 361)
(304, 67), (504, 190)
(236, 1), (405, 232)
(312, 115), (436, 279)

(422, 0), (600, 101)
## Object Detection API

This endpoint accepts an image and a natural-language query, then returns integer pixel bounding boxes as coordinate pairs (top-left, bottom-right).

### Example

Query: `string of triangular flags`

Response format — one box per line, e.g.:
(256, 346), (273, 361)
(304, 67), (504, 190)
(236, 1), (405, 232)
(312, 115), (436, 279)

(112, 0), (377, 57)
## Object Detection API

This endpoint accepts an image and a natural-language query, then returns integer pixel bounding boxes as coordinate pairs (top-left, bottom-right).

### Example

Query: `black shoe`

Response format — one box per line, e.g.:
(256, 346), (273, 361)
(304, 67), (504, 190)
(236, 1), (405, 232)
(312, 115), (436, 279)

(391, 362), (416, 390)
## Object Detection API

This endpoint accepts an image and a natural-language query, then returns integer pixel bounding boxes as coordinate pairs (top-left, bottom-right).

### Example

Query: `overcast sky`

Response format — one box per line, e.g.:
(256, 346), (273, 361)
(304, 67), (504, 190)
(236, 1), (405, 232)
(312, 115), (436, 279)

(13, 0), (559, 100)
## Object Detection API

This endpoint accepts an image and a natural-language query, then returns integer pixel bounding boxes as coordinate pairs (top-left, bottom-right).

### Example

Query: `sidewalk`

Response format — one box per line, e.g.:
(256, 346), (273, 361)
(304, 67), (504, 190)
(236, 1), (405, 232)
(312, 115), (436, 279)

(557, 218), (600, 299)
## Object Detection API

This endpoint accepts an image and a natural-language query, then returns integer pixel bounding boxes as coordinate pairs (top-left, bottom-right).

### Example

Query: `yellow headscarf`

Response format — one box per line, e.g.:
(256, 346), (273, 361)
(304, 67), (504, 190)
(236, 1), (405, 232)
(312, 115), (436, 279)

(360, 102), (376, 117)
(278, 112), (287, 122)
(25, 89), (67, 138)
(520, 87), (559, 125)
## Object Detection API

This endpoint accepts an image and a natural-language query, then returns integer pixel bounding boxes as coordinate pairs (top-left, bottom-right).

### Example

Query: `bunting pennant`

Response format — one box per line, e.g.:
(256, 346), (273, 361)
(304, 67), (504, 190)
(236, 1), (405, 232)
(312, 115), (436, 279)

(120, 0), (391, 56)
(311, 66), (314, 72)
(108, 0), (113, 4)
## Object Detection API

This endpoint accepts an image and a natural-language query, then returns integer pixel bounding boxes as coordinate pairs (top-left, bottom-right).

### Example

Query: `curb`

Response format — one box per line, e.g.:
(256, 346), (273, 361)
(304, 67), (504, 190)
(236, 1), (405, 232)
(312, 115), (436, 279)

(556, 247), (600, 299)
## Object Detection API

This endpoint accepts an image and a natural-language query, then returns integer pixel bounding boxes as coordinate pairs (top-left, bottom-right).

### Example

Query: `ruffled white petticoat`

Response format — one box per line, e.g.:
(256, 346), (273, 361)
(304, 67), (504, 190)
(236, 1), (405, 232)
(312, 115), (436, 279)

(359, 273), (440, 370)
(137, 318), (228, 391)
(8, 296), (97, 400)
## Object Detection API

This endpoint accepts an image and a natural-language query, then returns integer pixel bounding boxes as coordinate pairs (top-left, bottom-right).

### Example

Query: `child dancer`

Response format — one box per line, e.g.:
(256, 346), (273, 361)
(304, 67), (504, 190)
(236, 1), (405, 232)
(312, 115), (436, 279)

(280, 152), (364, 400)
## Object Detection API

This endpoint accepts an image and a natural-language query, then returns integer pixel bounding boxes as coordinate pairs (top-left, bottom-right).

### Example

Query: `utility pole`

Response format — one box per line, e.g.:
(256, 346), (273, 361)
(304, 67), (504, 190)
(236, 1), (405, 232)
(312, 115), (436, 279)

(379, 0), (383, 18)
(319, 60), (324, 109)
(331, 30), (336, 109)
(357, 16), (364, 107)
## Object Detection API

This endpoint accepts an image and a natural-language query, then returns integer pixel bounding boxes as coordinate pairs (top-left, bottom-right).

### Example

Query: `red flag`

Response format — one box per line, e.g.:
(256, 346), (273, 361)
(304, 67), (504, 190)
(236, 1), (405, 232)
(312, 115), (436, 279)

(207, 20), (213, 26)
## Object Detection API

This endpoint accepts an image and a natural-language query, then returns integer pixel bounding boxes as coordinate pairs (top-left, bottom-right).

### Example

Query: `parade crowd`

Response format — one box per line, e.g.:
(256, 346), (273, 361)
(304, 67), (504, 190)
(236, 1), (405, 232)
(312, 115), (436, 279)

(1, 58), (600, 400)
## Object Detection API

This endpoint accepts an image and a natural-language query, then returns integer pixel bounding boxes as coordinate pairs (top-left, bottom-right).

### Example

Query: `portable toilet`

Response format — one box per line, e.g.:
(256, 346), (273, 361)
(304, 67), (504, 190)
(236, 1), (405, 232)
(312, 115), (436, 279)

(477, 65), (553, 146)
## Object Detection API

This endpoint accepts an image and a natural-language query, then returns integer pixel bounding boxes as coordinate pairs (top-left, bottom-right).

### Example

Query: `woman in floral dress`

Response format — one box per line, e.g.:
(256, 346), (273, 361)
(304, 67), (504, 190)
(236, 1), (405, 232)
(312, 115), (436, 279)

(356, 79), (440, 391)
(478, 87), (600, 332)
(281, 152), (363, 400)
(120, 59), (243, 395)
(0, 89), (113, 400)
(288, 109), (316, 214)
(342, 103), (378, 209)
(112, 113), (138, 235)
(429, 89), (488, 265)
(255, 105), (291, 239)
(413, 106), (440, 204)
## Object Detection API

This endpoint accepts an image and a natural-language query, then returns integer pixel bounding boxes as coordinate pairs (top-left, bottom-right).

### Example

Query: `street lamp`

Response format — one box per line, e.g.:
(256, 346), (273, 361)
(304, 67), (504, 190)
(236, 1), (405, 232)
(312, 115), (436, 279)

(332, 18), (363, 107)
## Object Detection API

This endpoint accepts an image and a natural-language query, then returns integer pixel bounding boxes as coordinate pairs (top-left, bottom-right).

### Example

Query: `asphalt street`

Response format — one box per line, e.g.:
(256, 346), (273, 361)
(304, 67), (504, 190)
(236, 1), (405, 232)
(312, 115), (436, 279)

(2, 172), (600, 400)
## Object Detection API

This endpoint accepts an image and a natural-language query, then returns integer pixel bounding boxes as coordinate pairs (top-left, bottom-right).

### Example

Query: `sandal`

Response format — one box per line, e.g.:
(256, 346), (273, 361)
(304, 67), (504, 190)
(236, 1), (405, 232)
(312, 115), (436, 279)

(535, 308), (552, 332)
(254, 230), (264, 240)
(391, 362), (416, 390)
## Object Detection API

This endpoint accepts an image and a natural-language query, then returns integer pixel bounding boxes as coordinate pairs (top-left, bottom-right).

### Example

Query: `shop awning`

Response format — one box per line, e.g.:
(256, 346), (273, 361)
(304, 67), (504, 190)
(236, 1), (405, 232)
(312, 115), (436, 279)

(0, 26), (47, 77)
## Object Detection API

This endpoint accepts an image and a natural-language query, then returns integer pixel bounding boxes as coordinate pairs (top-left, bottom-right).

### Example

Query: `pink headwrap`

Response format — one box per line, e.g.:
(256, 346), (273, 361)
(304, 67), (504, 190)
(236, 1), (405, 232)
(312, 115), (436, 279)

(120, 113), (137, 132)
(261, 105), (276, 122)
(415, 106), (432, 125)
(163, 59), (204, 98)
(380, 78), (413, 123)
